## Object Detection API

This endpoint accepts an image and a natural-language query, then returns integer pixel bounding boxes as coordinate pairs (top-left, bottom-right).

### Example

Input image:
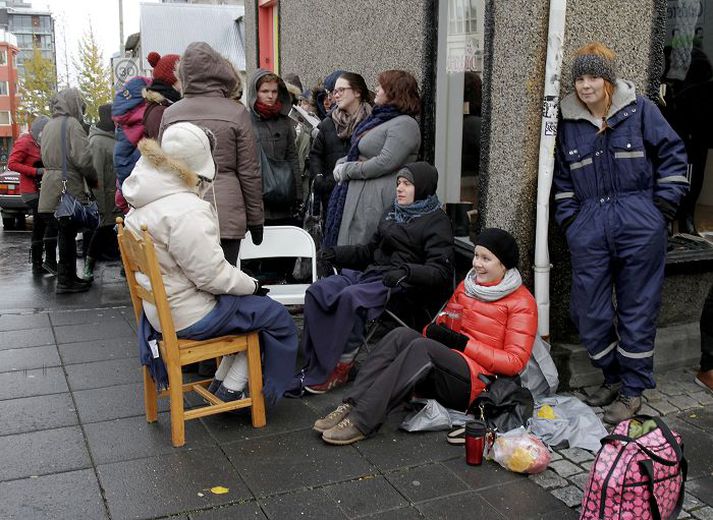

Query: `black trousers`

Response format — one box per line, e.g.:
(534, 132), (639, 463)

(344, 327), (471, 435)
(701, 282), (713, 372)
(221, 238), (241, 266)
(57, 216), (79, 279)
(29, 201), (57, 265)
(87, 225), (119, 260)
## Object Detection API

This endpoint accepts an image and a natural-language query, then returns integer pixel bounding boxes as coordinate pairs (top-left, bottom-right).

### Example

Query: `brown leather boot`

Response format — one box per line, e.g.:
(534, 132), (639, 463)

(695, 370), (713, 394)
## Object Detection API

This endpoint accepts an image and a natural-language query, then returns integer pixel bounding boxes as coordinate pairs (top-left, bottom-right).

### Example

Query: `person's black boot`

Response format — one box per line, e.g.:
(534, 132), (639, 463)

(31, 240), (44, 275)
(83, 257), (96, 281)
(56, 265), (91, 294)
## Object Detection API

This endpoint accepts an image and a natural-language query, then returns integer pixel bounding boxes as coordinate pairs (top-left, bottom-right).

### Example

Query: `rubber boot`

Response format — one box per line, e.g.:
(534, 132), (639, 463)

(56, 264), (91, 294)
(31, 242), (44, 275)
(83, 257), (96, 282)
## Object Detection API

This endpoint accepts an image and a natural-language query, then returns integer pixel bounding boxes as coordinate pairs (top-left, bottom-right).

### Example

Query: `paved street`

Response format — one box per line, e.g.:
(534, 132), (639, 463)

(1, 227), (712, 520)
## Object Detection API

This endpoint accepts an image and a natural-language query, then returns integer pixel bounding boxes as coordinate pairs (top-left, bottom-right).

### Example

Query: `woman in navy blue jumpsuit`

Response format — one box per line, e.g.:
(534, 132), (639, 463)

(554, 42), (689, 424)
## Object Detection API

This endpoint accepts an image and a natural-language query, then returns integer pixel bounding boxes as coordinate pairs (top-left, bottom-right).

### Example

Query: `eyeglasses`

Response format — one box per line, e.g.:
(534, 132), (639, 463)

(332, 87), (352, 95)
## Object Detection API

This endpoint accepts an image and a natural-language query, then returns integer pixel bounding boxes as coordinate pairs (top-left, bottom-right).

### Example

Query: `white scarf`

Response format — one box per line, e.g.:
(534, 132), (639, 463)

(463, 268), (522, 302)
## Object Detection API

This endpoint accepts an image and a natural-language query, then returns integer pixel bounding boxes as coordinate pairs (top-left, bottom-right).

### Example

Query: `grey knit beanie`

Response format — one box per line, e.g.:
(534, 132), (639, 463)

(572, 54), (616, 85)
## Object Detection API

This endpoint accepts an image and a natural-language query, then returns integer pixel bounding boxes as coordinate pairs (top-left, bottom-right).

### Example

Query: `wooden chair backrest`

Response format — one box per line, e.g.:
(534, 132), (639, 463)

(116, 218), (178, 347)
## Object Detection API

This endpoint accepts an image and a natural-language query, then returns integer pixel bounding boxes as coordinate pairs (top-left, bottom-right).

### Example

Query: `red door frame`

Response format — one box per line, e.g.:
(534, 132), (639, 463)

(258, 0), (276, 71)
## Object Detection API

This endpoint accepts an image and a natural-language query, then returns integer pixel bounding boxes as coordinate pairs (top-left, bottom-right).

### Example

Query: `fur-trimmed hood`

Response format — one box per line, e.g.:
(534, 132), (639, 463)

(122, 138), (200, 209)
(142, 88), (168, 105)
(561, 79), (637, 126)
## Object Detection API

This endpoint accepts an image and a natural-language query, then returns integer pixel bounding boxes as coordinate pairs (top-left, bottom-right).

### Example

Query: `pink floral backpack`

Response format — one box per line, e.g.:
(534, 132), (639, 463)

(580, 415), (687, 520)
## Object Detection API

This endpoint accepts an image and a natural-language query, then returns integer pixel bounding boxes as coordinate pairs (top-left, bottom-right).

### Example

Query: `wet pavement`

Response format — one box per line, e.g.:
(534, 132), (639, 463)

(1, 225), (712, 519)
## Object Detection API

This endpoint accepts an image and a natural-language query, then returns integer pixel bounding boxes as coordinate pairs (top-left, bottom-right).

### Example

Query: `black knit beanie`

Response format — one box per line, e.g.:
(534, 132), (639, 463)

(475, 228), (519, 269)
(97, 103), (114, 133)
(571, 54), (616, 85)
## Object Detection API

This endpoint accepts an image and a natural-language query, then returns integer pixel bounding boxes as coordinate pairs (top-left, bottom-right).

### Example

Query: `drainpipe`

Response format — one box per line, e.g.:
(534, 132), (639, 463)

(534, 0), (567, 339)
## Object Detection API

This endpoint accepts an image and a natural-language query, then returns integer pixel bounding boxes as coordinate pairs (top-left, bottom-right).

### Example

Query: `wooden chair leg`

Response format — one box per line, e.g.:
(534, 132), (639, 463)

(143, 366), (158, 423)
(167, 363), (186, 447)
(246, 333), (266, 428)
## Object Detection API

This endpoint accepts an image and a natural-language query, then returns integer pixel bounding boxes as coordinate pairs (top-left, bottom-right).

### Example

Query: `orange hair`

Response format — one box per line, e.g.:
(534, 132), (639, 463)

(575, 42), (617, 133)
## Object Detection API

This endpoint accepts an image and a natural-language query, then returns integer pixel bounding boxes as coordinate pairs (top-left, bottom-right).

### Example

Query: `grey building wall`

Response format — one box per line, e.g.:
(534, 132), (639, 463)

(244, 0), (257, 77)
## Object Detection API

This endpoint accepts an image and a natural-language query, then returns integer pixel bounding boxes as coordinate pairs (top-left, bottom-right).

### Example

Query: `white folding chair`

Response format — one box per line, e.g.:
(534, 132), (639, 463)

(238, 226), (317, 305)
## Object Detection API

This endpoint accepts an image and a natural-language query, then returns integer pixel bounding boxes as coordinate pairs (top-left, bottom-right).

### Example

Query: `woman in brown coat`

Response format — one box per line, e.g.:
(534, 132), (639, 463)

(160, 42), (263, 265)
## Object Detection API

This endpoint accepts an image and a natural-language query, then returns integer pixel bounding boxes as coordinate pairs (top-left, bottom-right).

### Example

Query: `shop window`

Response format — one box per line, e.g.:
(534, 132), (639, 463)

(0, 82), (8, 96)
(435, 0), (485, 233)
(0, 112), (11, 125)
(0, 50), (6, 66)
(661, 0), (713, 240)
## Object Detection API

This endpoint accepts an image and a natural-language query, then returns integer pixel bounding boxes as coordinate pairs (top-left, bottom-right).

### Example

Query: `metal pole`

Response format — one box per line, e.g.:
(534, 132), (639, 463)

(119, 0), (125, 55)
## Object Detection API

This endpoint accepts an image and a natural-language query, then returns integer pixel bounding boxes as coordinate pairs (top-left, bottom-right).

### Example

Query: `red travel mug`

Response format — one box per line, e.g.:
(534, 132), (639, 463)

(465, 420), (486, 466)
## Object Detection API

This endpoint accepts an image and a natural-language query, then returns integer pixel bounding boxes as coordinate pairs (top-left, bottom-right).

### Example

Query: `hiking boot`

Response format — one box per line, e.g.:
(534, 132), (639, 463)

(56, 278), (92, 294)
(305, 362), (354, 395)
(321, 417), (365, 445)
(313, 403), (353, 433)
(695, 370), (713, 394)
(584, 382), (622, 407)
(603, 394), (642, 425)
(42, 261), (58, 276)
(83, 257), (96, 282)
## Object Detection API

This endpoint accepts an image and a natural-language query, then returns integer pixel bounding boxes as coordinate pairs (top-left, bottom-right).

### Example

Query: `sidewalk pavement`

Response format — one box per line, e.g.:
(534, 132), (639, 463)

(0, 254), (711, 519)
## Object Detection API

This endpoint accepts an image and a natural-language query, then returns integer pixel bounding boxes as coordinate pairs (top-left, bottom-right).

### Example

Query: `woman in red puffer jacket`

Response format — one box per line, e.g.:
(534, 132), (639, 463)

(313, 227), (538, 446)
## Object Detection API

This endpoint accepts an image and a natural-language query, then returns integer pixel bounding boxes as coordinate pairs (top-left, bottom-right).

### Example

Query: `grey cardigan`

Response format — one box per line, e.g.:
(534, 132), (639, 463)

(337, 114), (421, 245)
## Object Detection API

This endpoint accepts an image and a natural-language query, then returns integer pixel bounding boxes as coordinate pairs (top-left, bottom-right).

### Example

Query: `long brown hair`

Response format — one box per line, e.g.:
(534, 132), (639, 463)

(575, 42), (616, 133)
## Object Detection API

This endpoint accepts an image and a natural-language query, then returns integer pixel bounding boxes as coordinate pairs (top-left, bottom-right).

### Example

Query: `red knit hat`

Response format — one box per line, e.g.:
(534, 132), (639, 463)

(147, 51), (180, 85)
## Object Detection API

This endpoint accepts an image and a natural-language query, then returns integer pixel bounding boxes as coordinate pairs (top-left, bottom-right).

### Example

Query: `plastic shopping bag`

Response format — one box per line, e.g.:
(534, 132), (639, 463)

(488, 426), (551, 474)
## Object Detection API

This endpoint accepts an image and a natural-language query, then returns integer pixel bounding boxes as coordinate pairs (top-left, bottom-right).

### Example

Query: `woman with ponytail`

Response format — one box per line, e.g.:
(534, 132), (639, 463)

(554, 42), (689, 424)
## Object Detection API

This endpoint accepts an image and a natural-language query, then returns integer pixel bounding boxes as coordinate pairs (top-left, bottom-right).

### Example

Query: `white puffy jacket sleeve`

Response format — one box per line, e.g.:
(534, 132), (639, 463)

(167, 205), (257, 296)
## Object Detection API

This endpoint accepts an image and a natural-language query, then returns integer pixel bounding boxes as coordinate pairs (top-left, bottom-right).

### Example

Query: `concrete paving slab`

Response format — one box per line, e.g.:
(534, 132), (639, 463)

(386, 462), (469, 503)
(65, 357), (142, 391)
(353, 416), (460, 472)
(259, 488), (348, 520)
(678, 407), (713, 430)
(360, 507), (424, 519)
(692, 507), (713, 520)
(687, 476), (713, 504)
(0, 327), (54, 350)
(223, 429), (375, 497)
(0, 344), (61, 372)
(531, 508), (581, 519)
(0, 425), (91, 481)
(0, 469), (107, 520)
(0, 365), (68, 400)
(478, 478), (574, 518)
(417, 491), (504, 520)
(84, 413), (217, 465)
(528, 469), (569, 490)
(57, 336), (136, 365)
(189, 502), (267, 519)
(0, 392), (77, 436)
(201, 397), (319, 444)
(53, 318), (135, 344)
(322, 475), (408, 518)
(0, 312), (51, 331)
(551, 485), (584, 508)
(97, 446), (251, 520)
(73, 381), (170, 423)
(442, 457), (524, 492)
(49, 306), (132, 326)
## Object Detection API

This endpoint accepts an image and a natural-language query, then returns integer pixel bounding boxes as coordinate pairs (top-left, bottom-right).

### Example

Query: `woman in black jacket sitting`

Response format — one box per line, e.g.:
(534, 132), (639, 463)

(290, 162), (454, 395)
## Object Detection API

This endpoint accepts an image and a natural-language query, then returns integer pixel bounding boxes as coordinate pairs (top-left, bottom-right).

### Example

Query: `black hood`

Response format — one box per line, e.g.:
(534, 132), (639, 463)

(398, 162), (438, 201)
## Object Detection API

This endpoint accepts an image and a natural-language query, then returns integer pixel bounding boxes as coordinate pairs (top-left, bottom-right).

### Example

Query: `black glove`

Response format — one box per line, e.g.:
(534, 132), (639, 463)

(425, 323), (469, 352)
(654, 197), (677, 222)
(318, 247), (336, 263)
(382, 268), (408, 288)
(248, 225), (264, 246)
(253, 280), (270, 296)
(35, 167), (44, 177)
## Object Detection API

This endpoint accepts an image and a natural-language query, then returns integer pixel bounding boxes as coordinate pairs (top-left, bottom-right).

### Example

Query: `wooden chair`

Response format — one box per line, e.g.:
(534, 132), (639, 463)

(116, 218), (266, 447)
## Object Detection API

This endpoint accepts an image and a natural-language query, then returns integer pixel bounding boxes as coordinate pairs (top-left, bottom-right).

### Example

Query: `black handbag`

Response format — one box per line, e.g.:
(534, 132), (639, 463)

(53, 117), (100, 230)
(470, 375), (534, 433)
(258, 145), (296, 207)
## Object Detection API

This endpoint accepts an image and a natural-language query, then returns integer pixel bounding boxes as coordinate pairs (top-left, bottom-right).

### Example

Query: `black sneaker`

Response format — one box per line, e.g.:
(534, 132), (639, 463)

(56, 279), (92, 294)
(214, 384), (245, 403)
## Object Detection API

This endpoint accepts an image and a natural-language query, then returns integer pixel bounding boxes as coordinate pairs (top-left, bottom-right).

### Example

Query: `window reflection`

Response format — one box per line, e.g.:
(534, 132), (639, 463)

(662, 0), (713, 237)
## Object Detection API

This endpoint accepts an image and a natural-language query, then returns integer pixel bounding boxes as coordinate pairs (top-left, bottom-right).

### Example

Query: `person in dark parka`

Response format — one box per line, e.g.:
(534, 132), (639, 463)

(292, 162), (454, 395)
(554, 42), (689, 424)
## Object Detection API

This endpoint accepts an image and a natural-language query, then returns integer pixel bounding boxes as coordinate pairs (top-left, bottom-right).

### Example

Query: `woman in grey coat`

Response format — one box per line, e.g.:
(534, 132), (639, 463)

(247, 69), (302, 224)
(323, 70), (421, 247)
(39, 88), (97, 294)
